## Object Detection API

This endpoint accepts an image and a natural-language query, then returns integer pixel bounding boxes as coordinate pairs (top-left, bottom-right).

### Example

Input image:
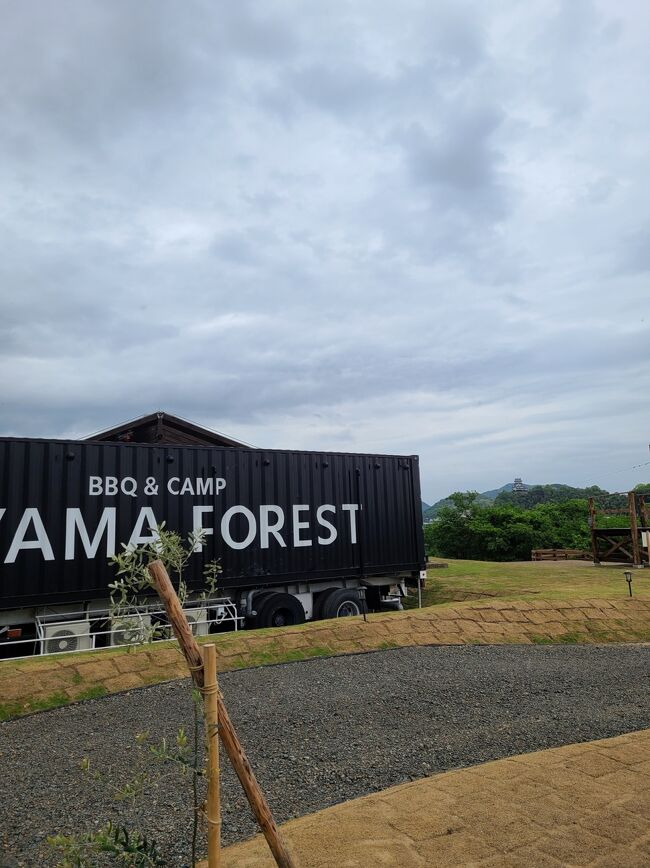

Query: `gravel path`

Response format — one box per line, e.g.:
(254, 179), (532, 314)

(1, 644), (649, 866)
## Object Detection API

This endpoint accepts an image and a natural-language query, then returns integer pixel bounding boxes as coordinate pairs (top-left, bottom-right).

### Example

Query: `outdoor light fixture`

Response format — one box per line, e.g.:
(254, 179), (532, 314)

(624, 570), (633, 597)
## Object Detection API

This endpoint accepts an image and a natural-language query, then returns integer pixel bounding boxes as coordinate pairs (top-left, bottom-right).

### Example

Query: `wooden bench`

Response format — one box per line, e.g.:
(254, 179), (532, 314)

(531, 549), (591, 561)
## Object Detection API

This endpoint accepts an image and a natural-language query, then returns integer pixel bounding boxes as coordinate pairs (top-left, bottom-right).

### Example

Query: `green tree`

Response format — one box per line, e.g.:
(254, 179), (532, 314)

(425, 493), (591, 561)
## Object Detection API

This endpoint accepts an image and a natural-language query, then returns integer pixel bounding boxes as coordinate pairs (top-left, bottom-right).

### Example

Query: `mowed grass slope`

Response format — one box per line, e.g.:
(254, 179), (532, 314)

(410, 558), (650, 608)
(2, 560), (648, 721)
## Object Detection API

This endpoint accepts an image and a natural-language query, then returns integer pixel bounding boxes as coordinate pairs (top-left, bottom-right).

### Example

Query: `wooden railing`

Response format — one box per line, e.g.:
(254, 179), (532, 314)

(588, 492), (650, 566)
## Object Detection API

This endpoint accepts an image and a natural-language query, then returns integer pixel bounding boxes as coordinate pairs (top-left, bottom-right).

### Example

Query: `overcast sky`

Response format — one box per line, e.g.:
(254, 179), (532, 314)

(1, 1), (649, 503)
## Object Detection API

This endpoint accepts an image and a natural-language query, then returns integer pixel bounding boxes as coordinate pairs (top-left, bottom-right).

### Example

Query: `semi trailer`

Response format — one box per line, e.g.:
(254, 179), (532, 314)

(0, 434), (426, 657)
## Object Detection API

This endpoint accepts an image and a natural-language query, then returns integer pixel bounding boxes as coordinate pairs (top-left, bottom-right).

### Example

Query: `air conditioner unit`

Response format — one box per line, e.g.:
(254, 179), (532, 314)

(110, 614), (152, 647)
(42, 620), (92, 655)
(183, 607), (209, 637)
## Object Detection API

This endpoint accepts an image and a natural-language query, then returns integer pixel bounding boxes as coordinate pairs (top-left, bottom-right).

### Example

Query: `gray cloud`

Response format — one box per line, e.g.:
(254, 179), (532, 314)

(617, 231), (650, 275)
(1, 0), (650, 503)
(396, 105), (508, 219)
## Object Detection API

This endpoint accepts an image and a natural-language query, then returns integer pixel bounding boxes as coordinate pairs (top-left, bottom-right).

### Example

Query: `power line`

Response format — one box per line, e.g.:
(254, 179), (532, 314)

(603, 458), (650, 476)
(576, 458), (650, 488)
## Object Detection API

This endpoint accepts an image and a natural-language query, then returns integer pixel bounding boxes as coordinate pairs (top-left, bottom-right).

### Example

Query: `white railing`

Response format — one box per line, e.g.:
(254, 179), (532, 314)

(2, 597), (242, 660)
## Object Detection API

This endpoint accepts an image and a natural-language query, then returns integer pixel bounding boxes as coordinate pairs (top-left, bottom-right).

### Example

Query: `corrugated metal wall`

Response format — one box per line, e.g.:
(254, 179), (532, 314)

(0, 438), (425, 609)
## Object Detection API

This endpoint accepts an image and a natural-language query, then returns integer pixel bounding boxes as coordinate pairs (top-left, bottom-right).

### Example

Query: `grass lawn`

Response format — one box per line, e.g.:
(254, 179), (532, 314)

(407, 558), (650, 608)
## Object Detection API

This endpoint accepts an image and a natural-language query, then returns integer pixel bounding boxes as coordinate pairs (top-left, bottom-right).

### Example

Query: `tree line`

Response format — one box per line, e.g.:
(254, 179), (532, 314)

(494, 483), (650, 511)
(424, 492), (614, 562)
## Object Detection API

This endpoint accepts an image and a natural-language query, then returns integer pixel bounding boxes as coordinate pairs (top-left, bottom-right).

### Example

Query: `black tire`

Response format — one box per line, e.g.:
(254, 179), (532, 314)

(257, 593), (306, 629)
(320, 588), (363, 620)
(313, 587), (340, 620)
(245, 591), (276, 627)
(251, 591), (275, 614)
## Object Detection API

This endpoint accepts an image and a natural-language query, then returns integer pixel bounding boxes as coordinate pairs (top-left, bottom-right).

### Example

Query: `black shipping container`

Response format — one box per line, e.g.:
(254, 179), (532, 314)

(0, 438), (425, 611)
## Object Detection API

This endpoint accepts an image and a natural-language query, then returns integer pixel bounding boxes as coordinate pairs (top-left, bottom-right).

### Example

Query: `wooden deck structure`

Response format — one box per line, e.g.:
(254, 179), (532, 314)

(588, 492), (650, 566)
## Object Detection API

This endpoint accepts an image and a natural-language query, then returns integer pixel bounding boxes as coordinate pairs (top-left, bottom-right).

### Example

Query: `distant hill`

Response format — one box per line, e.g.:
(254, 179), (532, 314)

(421, 501), (431, 515)
(423, 483), (520, 521)
(495, 484), (638, 510)
(424, 481), (650, 520)
(480, 483), (515, 500)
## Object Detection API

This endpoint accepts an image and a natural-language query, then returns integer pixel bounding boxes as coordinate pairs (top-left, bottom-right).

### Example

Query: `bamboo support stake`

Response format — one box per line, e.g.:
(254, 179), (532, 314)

(203, 643), (220, 867)
(147, 560), (296, 868)
(148, 560), (204, 678)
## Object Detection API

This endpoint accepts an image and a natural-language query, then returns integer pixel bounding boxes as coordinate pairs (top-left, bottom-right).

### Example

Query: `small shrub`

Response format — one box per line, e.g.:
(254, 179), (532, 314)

(48, 821), (165, 867)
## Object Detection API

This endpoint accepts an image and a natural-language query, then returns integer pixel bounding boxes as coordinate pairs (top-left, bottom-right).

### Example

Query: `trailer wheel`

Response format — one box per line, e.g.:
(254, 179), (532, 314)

(257, 593), (306, 629)
(244, 591), (276, 627)
(320, 588), (363, 620)
(250, 591), (275, 615)
(313, 587), (339, 620)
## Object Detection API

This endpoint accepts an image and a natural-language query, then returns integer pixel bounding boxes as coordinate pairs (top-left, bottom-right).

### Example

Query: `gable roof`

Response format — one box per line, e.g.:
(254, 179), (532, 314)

(85, 411), (250, 448)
